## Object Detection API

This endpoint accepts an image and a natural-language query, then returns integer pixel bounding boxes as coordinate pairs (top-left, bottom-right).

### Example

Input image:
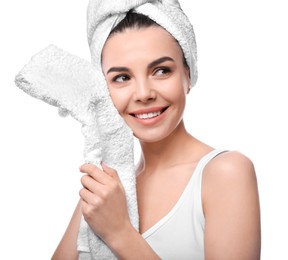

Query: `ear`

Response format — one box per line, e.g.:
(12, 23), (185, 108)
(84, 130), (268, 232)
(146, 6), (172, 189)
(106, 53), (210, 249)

(184, 66), (191, 94)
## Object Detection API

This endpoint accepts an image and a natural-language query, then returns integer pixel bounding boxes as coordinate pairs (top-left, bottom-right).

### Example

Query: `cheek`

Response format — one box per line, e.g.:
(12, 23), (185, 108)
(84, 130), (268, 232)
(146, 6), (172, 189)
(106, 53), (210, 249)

(108, 87), (130, 115)
(163, 76), (187, 104)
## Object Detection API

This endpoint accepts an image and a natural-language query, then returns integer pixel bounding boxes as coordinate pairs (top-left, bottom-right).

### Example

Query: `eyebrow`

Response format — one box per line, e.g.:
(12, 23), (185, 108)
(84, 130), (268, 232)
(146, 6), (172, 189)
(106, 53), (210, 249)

(106, 56), (175, 74)
(147, 56), (175, 70)
(107, 66), (129, 74)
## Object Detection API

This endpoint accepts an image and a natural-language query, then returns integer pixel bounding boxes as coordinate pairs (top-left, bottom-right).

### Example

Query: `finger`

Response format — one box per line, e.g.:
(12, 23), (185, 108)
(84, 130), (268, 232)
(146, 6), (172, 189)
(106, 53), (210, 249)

(79, 198), (94, 220)
(79, 187), (99, 205)
(80, 174), (103, 193)
(80, 163), (100, 174)
(80, 163), (110, 184)
(101, 162), (119, 180)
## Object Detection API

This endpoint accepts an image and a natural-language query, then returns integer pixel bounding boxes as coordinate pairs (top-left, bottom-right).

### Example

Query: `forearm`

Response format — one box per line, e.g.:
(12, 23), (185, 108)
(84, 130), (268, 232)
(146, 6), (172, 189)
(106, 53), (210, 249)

(51, 200), (82, 260)
(107, 224), (160, 260)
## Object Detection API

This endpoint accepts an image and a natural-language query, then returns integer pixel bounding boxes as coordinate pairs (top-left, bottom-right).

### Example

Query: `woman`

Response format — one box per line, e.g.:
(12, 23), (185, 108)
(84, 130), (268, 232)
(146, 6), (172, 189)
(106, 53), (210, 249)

(52, 7), (261, 260)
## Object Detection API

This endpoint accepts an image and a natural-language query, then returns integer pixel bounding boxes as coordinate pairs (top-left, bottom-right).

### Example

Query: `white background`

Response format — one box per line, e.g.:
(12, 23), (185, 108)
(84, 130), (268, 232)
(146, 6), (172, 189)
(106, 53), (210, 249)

(0, 0), (287, 259)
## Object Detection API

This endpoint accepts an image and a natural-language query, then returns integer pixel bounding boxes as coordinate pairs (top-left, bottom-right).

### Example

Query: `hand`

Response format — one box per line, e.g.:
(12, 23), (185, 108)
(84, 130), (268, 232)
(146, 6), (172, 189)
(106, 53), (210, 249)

(79, 162), (131, 244)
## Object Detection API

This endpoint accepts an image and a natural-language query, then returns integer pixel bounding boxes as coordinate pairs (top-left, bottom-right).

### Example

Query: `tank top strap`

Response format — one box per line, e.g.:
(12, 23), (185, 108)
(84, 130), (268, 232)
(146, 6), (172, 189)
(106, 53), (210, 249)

(190, 149), (228, 228)
(194, 149), (228, 178)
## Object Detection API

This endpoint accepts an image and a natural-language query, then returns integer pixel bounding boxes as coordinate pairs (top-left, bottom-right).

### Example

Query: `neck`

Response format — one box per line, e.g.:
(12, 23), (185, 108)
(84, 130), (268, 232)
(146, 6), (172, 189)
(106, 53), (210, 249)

(137, 121), (197, 173)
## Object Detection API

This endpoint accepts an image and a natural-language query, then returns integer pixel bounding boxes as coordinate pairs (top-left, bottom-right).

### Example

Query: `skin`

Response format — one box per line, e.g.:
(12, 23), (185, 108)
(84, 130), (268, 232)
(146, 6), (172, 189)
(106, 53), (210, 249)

(52, 26), (261, 259)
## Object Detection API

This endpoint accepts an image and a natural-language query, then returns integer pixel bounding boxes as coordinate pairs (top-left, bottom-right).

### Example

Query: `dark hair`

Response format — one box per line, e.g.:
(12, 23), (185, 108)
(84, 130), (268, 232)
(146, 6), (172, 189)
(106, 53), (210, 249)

(109, 11), (189, 69)
(110, 11), (158, 35)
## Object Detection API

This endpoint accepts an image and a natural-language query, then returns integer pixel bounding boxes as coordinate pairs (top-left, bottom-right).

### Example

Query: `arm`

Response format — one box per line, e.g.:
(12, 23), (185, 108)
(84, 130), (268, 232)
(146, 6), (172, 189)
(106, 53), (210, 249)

(51, 200), (82, 260)
(202, 151), (261, 260)
(107, 225), (160, 260)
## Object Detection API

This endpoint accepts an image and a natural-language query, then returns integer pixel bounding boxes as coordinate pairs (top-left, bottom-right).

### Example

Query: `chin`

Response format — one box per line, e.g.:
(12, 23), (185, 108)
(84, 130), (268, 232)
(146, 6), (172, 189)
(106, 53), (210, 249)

(132, 128), (173, 143)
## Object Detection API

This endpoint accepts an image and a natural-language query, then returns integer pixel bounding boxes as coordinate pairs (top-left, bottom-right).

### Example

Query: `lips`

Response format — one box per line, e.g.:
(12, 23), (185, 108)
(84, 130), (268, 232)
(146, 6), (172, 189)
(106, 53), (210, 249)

(129, 106), (169, 120)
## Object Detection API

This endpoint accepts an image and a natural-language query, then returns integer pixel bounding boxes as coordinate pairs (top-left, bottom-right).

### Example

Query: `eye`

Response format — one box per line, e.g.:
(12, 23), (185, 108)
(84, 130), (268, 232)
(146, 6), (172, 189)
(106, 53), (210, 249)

(112, 74), (130, 83)
(154, 67), (171, 77)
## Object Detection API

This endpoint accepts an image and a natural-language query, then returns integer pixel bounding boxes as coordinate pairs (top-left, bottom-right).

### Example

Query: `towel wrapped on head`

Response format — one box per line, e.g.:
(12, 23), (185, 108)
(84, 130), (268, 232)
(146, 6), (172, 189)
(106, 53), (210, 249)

(88, 0), (198, 87)
(15, 0), (197, 259)
(80, 1), (197, 258)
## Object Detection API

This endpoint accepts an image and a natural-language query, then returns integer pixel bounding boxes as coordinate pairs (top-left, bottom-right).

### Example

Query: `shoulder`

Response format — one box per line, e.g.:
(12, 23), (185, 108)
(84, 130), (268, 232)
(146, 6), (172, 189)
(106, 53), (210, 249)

(204, 150), (256, 183)
(202, 150), (258, 212)
(201, 151), (261, 258)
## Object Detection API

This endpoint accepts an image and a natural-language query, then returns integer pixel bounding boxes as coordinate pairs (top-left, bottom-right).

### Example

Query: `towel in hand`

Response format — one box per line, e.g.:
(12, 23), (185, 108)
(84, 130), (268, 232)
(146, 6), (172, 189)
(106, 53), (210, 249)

(15, 44), (136, 259)
(15, 0), (198, 258)
(79, 1), (197, 257)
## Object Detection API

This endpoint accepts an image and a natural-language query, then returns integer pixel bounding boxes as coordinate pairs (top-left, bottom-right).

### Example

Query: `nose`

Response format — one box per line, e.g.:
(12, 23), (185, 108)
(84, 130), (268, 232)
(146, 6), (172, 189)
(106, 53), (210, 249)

(133, 78), (156, 103)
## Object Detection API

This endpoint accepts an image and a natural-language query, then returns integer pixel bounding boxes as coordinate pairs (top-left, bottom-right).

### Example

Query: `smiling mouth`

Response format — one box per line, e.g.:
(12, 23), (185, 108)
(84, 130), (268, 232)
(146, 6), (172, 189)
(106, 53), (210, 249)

(130, 106), (169, 119)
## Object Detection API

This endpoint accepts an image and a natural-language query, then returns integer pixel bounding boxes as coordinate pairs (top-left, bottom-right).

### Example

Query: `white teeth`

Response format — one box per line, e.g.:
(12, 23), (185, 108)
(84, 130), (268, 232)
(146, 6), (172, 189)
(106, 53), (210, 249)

(135, 111), (161, 119)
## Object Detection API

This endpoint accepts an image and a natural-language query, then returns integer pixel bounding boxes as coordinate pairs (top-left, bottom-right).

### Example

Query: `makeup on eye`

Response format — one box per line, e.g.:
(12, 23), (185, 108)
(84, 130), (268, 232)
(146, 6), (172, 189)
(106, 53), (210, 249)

(106, 56), (175, 76)
(112, 74), (131, 83)
(153, 66), (172, 77)
(111, 66), (172, 83)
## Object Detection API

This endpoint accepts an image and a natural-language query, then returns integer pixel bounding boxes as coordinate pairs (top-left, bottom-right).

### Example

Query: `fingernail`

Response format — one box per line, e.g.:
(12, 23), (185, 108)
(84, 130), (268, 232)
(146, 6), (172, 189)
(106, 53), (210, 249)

(101, 161), (108, 168)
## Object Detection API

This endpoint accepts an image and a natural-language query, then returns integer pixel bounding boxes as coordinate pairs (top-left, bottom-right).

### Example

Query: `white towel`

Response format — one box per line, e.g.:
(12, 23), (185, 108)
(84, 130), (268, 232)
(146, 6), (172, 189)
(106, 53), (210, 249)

(15, 45), (137, 259)
(84, 1), (198, 256)
(88, 0), (198, 87)
(15, 0), (198, 258)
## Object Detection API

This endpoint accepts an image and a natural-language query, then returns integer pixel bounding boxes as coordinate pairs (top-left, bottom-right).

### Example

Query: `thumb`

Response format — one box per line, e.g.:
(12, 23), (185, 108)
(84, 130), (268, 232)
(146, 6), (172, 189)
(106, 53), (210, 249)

(101, 162), (119, 179)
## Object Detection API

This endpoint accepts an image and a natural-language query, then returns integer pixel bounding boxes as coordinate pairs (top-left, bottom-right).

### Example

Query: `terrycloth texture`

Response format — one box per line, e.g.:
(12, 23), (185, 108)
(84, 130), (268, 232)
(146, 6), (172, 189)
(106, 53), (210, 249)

(88, 0), (198, 87)
(15, 45), (137, 259)
(15, 0), (198, 258)
(78, 0), (197, 257)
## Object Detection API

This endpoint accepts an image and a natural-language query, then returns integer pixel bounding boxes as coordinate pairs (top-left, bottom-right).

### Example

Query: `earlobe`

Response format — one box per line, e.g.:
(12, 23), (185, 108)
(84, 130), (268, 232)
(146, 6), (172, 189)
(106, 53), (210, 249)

(187, 84), (192, 94)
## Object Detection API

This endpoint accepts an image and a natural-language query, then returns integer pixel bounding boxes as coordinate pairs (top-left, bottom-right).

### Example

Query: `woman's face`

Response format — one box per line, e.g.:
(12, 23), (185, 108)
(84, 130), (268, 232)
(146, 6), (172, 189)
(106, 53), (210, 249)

(102, 26), (190, 143)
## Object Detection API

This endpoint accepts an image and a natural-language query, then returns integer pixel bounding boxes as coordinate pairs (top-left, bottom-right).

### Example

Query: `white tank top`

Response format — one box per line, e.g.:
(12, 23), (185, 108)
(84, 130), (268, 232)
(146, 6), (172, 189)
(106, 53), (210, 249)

(142, 149), (226, 260)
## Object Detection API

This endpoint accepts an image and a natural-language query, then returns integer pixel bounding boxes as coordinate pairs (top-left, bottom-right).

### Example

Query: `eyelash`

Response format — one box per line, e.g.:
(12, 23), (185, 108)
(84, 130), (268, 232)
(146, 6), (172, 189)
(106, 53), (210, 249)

(153, 67), (171, 76)
(111, 66), (172, 83)
(112, 74), (131, 83)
